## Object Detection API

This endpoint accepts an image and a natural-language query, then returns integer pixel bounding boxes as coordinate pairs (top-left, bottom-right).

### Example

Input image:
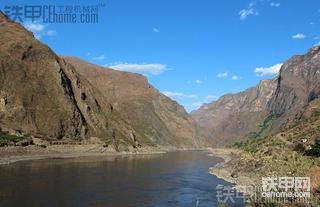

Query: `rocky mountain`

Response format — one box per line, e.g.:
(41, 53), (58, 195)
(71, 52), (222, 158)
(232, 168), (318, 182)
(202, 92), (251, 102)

(192, 46), (320, 146)
(191, 79), (277, 146)
(0, 12), (204, 150)
(63, 57), (205, 147)
(267, 46), (320, 131)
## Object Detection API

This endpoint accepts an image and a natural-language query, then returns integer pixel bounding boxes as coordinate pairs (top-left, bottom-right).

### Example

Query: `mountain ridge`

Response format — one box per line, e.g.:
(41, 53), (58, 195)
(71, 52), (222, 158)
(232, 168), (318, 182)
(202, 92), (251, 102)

(0, 12), (206, 150)
(192, 46), (320, 146)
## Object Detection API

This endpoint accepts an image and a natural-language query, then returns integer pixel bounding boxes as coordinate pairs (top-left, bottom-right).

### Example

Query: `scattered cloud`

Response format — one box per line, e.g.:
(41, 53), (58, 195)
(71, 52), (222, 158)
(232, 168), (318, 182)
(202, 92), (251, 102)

(217, 72), (243, 80)
(231, 75), (242, 80)
(108, 62), (167, 75)
(194, 79), (203, 84)
(239, 8), (259, 20)
(46, 30), (57, 36)
(24, 22), (45, 32)
(239, 1), (281, 21)
(92, 55), (106, 60)
(188, 79), (204, 84)
(239, 2), (259, 20)
(23, 22), (57, 39)
(254, 63), (283, 76)
(270, 2), (280, 7)
(292, 33), (306, 39)
(217, 72), (229, 78)
(153, 28), (160, 33)
(162, 91), (197, 99)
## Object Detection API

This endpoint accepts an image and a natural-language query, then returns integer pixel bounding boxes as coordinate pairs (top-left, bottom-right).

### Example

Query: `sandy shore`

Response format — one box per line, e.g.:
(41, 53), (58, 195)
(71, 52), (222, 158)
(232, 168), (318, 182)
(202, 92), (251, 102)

(207, 148), (239, 183)
(0, 145), (208, 165)
(0, 150), (165, 165)
(208, 148), (258, 195)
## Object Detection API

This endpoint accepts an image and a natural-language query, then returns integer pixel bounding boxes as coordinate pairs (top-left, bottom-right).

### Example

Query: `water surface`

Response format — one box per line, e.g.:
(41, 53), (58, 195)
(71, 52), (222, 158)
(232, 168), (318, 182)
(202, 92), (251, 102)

(0, 151), (244, 207)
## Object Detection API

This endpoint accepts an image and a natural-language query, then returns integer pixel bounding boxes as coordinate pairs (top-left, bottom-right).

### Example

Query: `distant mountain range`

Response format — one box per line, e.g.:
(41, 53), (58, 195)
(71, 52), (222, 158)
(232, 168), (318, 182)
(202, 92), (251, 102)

(192, 46), (320, 146)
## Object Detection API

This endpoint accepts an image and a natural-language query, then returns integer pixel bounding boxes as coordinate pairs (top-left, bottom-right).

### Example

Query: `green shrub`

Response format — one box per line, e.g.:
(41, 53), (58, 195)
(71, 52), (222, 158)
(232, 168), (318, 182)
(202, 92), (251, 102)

(0, 132), (25, 145)
(305, 144), (320, 157)
(254, 113), (279, 139)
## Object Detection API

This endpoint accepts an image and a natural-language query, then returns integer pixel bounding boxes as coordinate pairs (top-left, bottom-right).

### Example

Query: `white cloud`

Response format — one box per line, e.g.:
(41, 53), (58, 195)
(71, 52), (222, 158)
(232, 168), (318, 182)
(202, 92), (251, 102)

(217, 72), (228, 78)
(270, 2), (280, 7)
(231, 75), (242, 80)
(109, 63), (167, 75)
(162, 91), (197, 99)
(23, 22), (57, 39)
(217, 72), (243, 80)
(194, 80), (203, 84)
(254, 63), (283, 76)
(239, 1), (280, 20)
(292, 33), (306, 39)
(239, 2), (259, 20)
(153, 28), (159, 33)
(92, 55), (106, 60)
(46, 30), (57, 36)
(24, 22), (45, 32)
(239, 8), (259, 20)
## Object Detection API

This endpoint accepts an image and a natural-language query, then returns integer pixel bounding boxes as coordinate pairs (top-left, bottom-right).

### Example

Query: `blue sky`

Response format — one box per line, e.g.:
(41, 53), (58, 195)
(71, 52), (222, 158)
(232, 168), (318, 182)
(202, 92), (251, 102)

(1, 0), (320, 112)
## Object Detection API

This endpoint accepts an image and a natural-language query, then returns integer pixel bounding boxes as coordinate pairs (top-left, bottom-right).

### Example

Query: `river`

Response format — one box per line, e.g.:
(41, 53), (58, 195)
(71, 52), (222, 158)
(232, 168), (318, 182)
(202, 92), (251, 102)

(0, 151), (244, 207)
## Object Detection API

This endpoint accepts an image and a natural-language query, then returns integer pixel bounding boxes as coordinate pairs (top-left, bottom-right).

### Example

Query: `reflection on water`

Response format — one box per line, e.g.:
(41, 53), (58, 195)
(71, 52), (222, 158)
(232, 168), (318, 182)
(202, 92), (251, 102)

(0, 151), (244, 207)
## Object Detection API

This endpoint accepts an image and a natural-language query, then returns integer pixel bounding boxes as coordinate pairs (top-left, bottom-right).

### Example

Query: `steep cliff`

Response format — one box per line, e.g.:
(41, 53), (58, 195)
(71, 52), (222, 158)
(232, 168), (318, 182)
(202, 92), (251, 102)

(267, 46), (320, 131)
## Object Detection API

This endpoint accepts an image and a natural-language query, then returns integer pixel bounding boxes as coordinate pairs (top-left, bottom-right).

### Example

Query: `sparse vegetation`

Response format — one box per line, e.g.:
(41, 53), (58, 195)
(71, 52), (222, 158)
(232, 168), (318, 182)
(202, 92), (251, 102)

(305, 143), (320, 157)
(232, 140), (320, 206)
(248, 113), (279, 139)
(0, 133), (24, 146)
(231, 110), (320, 206)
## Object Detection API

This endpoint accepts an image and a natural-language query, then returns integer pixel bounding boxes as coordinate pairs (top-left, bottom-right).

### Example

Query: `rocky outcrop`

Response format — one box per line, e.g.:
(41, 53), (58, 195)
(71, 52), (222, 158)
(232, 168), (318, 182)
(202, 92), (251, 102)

(0, 12), (204, 149)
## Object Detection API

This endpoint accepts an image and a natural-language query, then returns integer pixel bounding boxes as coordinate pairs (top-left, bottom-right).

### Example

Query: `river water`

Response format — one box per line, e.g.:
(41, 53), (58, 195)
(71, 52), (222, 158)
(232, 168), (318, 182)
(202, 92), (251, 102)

(0, 151), (244, 207)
